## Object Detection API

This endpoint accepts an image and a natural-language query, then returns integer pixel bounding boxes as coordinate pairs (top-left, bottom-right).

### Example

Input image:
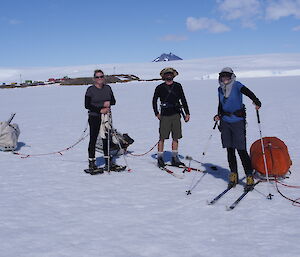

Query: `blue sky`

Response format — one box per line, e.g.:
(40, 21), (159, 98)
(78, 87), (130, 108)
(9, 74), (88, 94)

(1, 0), (300, 66)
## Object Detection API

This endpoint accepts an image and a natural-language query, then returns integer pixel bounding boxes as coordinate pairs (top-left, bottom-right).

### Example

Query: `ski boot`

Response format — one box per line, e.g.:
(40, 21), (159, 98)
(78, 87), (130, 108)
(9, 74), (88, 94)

(85, 158), (104, 175)
(228, 172), (238, 188)
(157, 156), (165, 168)
(244, 175), (255, 192)
(171, 155), (185, 167)
(104, 157), (124, 172)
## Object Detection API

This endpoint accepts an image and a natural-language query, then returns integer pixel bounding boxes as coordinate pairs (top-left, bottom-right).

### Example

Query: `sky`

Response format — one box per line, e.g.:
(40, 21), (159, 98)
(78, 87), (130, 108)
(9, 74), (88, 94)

(1, 0), (300, 67)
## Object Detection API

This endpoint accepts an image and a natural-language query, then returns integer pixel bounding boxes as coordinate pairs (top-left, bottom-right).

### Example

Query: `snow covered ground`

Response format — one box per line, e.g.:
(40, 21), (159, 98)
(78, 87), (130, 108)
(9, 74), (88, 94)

(1, 55), (300, 257)
(1, 53), (300, 84)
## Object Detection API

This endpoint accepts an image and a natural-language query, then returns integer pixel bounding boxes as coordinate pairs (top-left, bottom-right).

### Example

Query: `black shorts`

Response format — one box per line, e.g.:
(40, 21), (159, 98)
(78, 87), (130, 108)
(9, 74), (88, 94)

(220, 119), (246, 150)
(159, 114), (182, 140)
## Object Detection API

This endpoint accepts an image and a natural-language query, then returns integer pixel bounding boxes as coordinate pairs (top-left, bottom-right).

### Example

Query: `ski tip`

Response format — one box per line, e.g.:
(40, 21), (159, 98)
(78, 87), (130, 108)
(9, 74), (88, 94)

(226, 206), (234, 211)
(206, 200), (214, 206)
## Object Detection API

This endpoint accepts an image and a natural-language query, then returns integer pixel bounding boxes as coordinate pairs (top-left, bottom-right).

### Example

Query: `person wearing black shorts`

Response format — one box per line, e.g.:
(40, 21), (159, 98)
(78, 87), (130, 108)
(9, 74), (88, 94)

(152, 67), (190, 168)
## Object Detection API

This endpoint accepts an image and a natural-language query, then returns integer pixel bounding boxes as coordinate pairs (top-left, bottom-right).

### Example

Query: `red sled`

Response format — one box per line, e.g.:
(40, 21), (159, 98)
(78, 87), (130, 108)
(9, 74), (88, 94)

(250, 137), (292, 177)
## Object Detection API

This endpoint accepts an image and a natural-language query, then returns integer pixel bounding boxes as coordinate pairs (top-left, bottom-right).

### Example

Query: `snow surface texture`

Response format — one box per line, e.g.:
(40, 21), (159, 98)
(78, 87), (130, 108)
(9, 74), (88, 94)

(1, 55), (300, 257)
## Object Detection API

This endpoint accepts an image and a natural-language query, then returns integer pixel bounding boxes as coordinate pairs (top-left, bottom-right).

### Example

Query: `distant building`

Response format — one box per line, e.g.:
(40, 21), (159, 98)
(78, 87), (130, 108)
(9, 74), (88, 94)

(152, 52), (183, 62)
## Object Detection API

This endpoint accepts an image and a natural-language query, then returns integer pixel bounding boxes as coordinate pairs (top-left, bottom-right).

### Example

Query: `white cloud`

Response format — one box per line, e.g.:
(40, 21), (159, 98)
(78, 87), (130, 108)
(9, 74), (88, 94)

(265, 0), (300, 20)
(186, 17), (230, 33)
(217, 0), (262, 28)
(160, 34), (188, 41)
(8, 19), (22, 25)
(292, 25), (300, 31)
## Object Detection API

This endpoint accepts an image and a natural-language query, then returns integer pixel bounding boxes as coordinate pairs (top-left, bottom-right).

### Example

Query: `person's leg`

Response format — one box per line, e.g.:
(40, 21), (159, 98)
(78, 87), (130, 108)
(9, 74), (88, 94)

(157, 139), (165, 167)
(157, 115), (171, 167)
(231, 120), (255, 189)
(237, 149), (253, 176)
(88, 115), (101, 169)
(227, 147), (238, 187)
(171, 114), (184, 166)
(227, 147), (237, 173)
(238, 149), (254, 189)
(102, 136), (110, 169)
(171, 139), (178, 151)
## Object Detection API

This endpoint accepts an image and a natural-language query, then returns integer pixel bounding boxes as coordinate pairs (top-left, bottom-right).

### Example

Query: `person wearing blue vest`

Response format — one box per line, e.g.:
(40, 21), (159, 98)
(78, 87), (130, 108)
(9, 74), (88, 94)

(214, 67), (261, 191)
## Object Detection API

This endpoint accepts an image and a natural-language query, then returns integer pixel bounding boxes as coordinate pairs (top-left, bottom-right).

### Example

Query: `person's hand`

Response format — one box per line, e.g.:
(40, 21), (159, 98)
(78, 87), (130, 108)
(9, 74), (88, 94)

(185, 114), (190, 122)
(100, 107), (110, 114)
(156, 114), (161, 120)
(103, 101), (110, 108)
(253, 102), (260, 110)
(214, 115), (220, 121)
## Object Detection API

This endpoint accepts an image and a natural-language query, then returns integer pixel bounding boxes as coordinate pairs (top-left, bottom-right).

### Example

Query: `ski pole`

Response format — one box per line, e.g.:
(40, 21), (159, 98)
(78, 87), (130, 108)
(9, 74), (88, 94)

(256, 110), (273, 200)
(201, 120), (218, 159)
(186, 121), (218, 195)
(185, 156), (217, 170)
(7, 113), (16, 124)
(107, 112), (111, 173)
(110, 111), (131, 172)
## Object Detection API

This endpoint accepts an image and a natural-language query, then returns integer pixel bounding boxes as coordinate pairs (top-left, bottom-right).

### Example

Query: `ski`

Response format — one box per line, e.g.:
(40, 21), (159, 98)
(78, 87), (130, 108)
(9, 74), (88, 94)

(207, 186), (234, 205)
(165, 164), (204, 172)
(112, 165), (127, 172)
(159, 166), (185, 179)
(226, 181), (260, 211)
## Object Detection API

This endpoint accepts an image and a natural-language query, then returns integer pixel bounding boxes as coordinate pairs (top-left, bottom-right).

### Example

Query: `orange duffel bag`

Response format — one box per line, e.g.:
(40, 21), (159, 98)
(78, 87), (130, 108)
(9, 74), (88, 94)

(250, 137), (292, 177)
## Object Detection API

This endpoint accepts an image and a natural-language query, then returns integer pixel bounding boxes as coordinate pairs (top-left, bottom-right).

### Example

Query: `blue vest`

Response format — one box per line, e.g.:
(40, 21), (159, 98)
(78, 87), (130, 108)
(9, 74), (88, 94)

(218, 81), (244, 123)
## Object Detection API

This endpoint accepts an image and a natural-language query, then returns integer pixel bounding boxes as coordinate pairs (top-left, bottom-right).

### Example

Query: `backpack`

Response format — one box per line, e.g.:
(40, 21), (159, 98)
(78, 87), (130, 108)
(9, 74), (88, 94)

(0, 121), (20, 151)
(250, 137), (292, 177)
(96, 130), (134, 155)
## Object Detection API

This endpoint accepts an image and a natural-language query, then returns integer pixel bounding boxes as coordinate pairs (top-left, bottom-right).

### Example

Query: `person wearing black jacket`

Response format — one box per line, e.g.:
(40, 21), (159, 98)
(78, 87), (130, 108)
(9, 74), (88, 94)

(85, 69), (116, 173)
(152, 67), (190, 168)
(214, 67), (261, 191)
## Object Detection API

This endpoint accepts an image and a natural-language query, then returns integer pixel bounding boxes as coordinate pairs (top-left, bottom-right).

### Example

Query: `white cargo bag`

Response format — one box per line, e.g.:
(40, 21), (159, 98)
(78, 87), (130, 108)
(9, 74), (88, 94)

(0, 121), (20, 151)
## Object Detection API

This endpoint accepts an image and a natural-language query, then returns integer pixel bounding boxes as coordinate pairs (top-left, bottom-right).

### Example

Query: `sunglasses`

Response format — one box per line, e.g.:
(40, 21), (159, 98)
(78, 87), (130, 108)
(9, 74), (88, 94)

(219, 72), (232, 77)
(94, 75), (104, 79)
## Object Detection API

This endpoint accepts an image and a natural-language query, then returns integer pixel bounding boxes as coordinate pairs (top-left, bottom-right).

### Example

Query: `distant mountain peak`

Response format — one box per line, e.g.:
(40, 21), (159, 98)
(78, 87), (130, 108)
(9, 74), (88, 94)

(152, 52), (183, 62)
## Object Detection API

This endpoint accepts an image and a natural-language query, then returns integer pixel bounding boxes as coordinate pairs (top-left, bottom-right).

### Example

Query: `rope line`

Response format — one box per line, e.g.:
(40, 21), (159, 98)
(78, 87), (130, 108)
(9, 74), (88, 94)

(13, 123), (89, 158)
(274, 177), (300, 207)
(127, 141), (158, 157)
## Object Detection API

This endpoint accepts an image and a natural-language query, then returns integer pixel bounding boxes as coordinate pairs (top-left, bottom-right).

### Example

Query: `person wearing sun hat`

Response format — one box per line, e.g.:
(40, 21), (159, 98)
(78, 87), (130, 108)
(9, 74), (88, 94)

(152, 67), (190, 168)
(214, 67), (261, 191)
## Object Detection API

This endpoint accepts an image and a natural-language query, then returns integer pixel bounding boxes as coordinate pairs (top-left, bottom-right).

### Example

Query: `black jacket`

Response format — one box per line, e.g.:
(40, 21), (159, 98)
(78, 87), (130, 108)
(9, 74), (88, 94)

(85, 84), (116, 116)
(152, 82), (190, 116)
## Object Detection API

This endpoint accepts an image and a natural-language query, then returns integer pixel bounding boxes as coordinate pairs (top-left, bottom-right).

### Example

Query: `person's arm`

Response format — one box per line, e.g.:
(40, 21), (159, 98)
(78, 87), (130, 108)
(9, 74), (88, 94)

(214, 91), (222, 121)
(152, 87), (160, 116)
(110, 89), (116, 106)
(241, 86), (261, 107)
(179, 85), (190, 115)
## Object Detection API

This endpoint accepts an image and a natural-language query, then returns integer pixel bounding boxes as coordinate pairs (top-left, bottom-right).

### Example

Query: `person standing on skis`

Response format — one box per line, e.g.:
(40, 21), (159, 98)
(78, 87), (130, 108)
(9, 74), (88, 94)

(152, 67), (190, 168)
(84, 69), (117, 173)
(214, 67), (261, 191)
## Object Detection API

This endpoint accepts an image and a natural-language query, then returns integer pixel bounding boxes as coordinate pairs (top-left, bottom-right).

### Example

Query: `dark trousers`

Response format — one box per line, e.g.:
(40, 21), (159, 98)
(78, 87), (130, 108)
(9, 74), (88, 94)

(88, 115), (108, 159)
(227, 147), (253, 176)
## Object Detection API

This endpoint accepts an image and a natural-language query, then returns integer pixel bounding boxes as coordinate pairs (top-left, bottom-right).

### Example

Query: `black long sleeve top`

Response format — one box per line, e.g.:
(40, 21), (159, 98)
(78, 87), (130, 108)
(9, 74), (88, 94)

(152, 82), (190, 116)
(85, 84), (116, 116)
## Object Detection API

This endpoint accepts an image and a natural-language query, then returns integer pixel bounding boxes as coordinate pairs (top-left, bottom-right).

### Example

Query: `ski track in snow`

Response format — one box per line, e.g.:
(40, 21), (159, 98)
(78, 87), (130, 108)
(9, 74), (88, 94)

(1, 74), (300, 257)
